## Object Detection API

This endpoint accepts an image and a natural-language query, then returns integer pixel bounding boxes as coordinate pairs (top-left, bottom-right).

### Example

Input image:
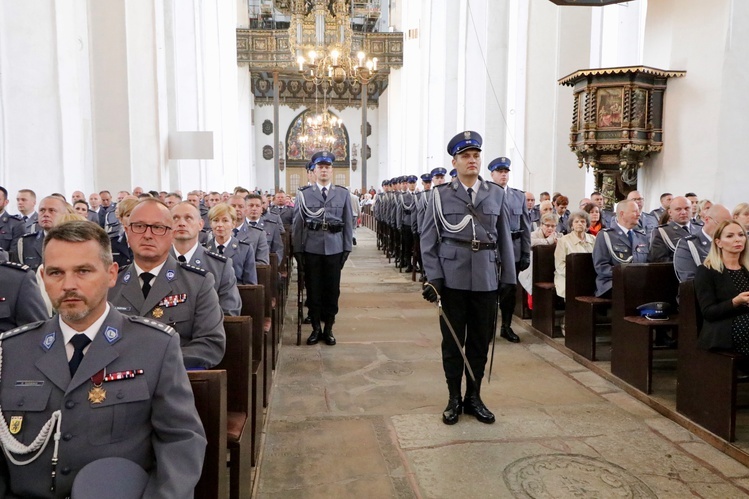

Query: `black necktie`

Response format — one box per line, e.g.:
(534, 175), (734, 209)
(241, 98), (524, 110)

(177, 255), (186, 263)
(250, 221), (257, 227)
(217, 244), (225, 255)
(69, 334), (91, 376)
(141, 272), (155, 298)
(467, 187), (474, 206)
(232, 228), (239, 237)
(627, 230), (634, 247)
(322, 187), (328, 201)
(22, 215), (27, 222)
(683, 225), (690, 233)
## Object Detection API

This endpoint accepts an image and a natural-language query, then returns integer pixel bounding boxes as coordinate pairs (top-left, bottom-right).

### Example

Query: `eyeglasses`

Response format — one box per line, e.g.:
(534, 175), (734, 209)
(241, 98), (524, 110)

(630, 197), (644, 202)
(129, 222), (172, 236)
(542, 223), (556, 229)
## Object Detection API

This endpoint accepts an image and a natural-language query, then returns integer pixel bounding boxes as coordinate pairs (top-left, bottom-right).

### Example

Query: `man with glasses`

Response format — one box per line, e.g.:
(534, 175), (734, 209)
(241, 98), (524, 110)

(626, 190), (658, 237)
(109, 198), (225, 369)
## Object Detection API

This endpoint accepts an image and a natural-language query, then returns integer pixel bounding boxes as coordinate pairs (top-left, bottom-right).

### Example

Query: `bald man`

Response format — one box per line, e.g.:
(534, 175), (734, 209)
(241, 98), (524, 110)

(648, 196), (702, 263)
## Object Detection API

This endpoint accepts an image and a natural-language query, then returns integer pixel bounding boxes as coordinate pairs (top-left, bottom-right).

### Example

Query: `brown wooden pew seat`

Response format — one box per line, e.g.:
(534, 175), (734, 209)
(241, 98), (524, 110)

(531, 244), (560, 338)
(256, 264), (274, 408)
(188, 370), (228, 499)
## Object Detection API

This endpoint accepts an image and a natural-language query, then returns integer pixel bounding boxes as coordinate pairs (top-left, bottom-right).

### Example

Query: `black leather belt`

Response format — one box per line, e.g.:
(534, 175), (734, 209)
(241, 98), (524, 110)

(442, 237), (497, 252)
(306, 221), (343, 233)
(511, 231), (524, 240)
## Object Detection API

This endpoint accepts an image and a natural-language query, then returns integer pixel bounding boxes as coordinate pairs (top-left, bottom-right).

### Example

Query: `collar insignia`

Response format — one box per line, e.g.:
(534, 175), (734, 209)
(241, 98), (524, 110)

(41, 332), (55, 350)
(123, 272), (131, 283)
(104, 326), (120, 344)
(166, 269), (175, 281)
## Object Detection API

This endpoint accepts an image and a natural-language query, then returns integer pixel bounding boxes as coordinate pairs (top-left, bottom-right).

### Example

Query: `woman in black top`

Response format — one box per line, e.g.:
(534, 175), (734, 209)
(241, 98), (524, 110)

(694, 220), (749, 352)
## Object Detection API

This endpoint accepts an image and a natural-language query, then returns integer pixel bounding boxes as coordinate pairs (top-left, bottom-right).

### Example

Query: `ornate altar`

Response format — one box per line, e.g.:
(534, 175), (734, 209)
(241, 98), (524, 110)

(558, 66), (685, 209)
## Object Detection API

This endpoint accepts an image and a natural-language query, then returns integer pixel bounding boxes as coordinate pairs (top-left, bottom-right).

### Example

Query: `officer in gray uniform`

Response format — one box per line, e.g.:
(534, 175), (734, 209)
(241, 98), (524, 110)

(293, 150), (354, 346)
(397, 176), (418, 272)
(171, 201), (242, 315)
(269, 191), (294, 226)
(592, 199), (650, 297)
(0, 186), (24, 257)
(205, 235), (258, 285)
(108, 198), (225, 369)
(0, 220), (205, 498)
(488, 157), (531, 343)
(421, 131), (515, 426)
(649, 195), (701, 263)
(673, 204), (731, 282)
(0, 260), (49, 333)
(247, 194), (284, 264)
(228, 195), (271, 265)
(16, 196), (68, 271)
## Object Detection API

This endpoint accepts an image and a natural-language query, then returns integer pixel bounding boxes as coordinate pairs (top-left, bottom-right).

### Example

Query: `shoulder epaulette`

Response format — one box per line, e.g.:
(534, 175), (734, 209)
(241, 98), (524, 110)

(21, 231), (39, 238)
(601, 227), (615, 232)
(336, 184), (349, 190)
(0, 261), (31, 272)
(118, 263), (131, 274)
(5, 214), (22, 221)
(299, 185), (312, 191)
(0, 320), (46, 341)
(238, 240), (251, 246)
(126, 316), (175, 336)
(683, 234), (698, 241)
(633, 228), (646, 235)
(250, 224), (264, 231)
(262, 217), (278, 224)
(204, 250), (228, 262)
(179, 262), (208, 276)
(434, 183), (450, 189)
(657, 223), (669, 228)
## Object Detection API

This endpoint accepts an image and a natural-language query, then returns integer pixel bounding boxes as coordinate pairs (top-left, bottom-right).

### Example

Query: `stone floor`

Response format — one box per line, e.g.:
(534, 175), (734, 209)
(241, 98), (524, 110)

(256, 228), (749, 498)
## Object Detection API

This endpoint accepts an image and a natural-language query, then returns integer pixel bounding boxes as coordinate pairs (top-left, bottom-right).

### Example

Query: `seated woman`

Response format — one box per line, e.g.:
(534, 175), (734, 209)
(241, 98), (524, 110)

(733, 202), (749, 230)
(206, 203), (258, 285)
(554, 210), (595, 300)
(531, 213), (559, 247)
(583, 202), (604, 236)
(694, 220), (749, 353)
(532, 200), (555, 231)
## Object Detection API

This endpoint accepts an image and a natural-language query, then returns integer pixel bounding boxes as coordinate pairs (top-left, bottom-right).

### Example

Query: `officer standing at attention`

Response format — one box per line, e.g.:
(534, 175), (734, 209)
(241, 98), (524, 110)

(421, 131), (516, 425)
(293, 150), (354, 346)
(488, 157), (531, 343)
(0, 220), (206, 497)
(0, 258), (49, 333)
(0, 186), (24, 257)
(15, 189), (38, 234)
(108, 198), (226, 369)
(396, 176), (418, 272)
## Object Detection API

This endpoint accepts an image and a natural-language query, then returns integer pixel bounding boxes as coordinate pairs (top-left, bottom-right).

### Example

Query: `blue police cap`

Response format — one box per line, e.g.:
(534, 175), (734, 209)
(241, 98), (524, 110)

(637, 301), (670, 320)
(310, 150), (335, 167)
(430, 167), (447, 177)
(421, 173), (433, 183)
(381, 180), (388, 186)
(487, 157), (511, 172)
(449, 168), (457, 178)
(390, 178), (398, 184)
(399, 176), (407, 183)
(447, 131), (482, 156)
(407, 175), (418, 183)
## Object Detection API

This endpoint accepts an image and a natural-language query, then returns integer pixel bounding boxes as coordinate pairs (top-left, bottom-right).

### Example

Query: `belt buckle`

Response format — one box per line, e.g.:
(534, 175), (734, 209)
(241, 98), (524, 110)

(321, 221), (329, 231)
(471, 239), (480, 252)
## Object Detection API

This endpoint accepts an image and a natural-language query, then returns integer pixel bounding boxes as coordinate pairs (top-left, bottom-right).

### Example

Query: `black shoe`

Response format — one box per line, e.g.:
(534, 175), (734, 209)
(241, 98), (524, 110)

(463, 394), (495, 424)
(306, 328), (322, 345)
(405, 265), (413, 273)
(442, 396), (462, 425)
(500, 326), (520, 343)
(302, 315), (312, 324)
(323, 328), (336, 346)
(353, 237), (357, 246)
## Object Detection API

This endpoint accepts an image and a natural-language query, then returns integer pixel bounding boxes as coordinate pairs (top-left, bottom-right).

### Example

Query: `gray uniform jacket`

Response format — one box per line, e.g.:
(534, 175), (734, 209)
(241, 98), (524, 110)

(269, 205), (294, 226)
(108, 254), (226, 369)
(292, 184), (354, 256)
(16, 230), (44, 271)
(673, 230), (711, 283)
(0, 212), (23, 256)
(637, 211), (659, 237)
(592, 226), (650, 296)
(205, 236), (258, 285)
(386, 192), (398, 226)
(171, 245), (241, 316)
(396, 190), (417, 230)
(254, 217), (285, 263)
(648, 221), (702, 263)
(414, 190), (432, 235)
(22, 212), (38, 234)
(420, 179), (516, 291)
(0, 308), (206, 498)
(0, 261), (49, 333)
(502, 186), (531, 263)
(234, 223), (270, 265)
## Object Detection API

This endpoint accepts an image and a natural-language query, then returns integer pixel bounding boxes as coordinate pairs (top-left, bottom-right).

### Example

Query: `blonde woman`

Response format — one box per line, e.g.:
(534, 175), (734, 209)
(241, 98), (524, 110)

(205, 203), (257, 285)
(554, 211), (595, 300)
(732, 202), (749, 229)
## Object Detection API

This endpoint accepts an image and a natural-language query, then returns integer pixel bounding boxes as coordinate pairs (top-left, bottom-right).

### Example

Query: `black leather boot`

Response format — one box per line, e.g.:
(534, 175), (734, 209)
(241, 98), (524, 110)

(463, 378), (495, 424)
(322, 320), (336, 346)
(307, 318), (322, 345)
(443, 378), (462, 425)
(500, 325), (520, 343)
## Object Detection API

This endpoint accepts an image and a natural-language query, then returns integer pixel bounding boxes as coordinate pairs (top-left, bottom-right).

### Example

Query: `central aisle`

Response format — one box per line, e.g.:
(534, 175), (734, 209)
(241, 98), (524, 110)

(257, 228), (749, 498)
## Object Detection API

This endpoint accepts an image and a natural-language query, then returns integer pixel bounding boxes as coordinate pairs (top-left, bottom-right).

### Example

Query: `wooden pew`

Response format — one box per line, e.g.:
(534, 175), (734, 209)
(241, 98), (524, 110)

(676, 279), (747, 441)
(256, 264), (274, 408)
(188, 370), (228, 499)
(564, 253), (612, 360)
(269, 253), (281, 370)
(610, 263), (679, 393)
(216, 316), (253, 499)
(237, 284), (265, 467)
(531, 244), (558, 337)
(514, 282), (532, 320)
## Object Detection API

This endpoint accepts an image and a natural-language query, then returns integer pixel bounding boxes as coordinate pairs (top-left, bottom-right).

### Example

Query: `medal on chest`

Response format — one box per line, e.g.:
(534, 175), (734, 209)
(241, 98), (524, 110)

(88, 369), (106, 404)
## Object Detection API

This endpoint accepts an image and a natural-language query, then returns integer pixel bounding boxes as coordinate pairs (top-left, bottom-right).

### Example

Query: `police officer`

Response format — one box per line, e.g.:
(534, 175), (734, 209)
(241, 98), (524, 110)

(627, 190), (659, 237)
(171, 201), (242, 315)
(16, 196), (68, 271)
(421, 131), (515, 425)
(16, 189), (38, 234)
(270, 190), (294, 226)
(674, 204), (731, 282)
(108, 198), (226, 369)
(228, 194), (271, 265)
(0, 186), (24, 257)
(0, 260), (49, 333)
(0, 220), (205, 498)
(649, 195), (702, 263)
(247, 193), (284, 264)
(397, 175), (418, 272)
(592, 199), (650, 297)
(292, 150), (354, 346)
(526, 192), (540, 229)
(488, 157), (531, 343)
(205, 203), (258, 285)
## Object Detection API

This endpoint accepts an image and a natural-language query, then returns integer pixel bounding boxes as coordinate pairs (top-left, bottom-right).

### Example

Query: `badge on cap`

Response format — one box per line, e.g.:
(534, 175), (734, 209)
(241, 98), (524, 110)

(104, 326), (120, 344)
(166, 270), (175, 281)
(42, 332), (56, 350)
(123, 272), (131, 283)
(9, 416), (22, 435)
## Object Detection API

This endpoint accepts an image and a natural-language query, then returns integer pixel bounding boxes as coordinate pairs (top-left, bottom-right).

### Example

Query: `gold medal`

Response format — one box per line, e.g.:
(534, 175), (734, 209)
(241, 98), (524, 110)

(88, 385), (107, 404)
(152, 307), (164, 319)
(9, 416), (22, 434)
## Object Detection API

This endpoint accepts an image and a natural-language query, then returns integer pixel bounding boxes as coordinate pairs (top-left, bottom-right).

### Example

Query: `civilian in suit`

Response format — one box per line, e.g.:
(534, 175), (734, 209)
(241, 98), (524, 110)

(16, 196), (69, 271)
(694, 220), (749, 353)
(592, 200), (650, 297)
(649, 196), (702, 262)
(0, 220), (205, 498)
(108, 198), (225, 369)
(204, 203), (258, 285)
(171, 202), (242, 315)
(421, 131), (516, 426)
(674, 204), (731, 282)
(292, 150), (354, 346)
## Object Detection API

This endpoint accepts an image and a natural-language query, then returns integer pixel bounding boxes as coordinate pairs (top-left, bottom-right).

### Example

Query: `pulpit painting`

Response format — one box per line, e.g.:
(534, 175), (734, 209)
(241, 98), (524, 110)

(597, 88), (623, 128)
(632, 88), (648, 129)
(285, 109), (350, 164)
